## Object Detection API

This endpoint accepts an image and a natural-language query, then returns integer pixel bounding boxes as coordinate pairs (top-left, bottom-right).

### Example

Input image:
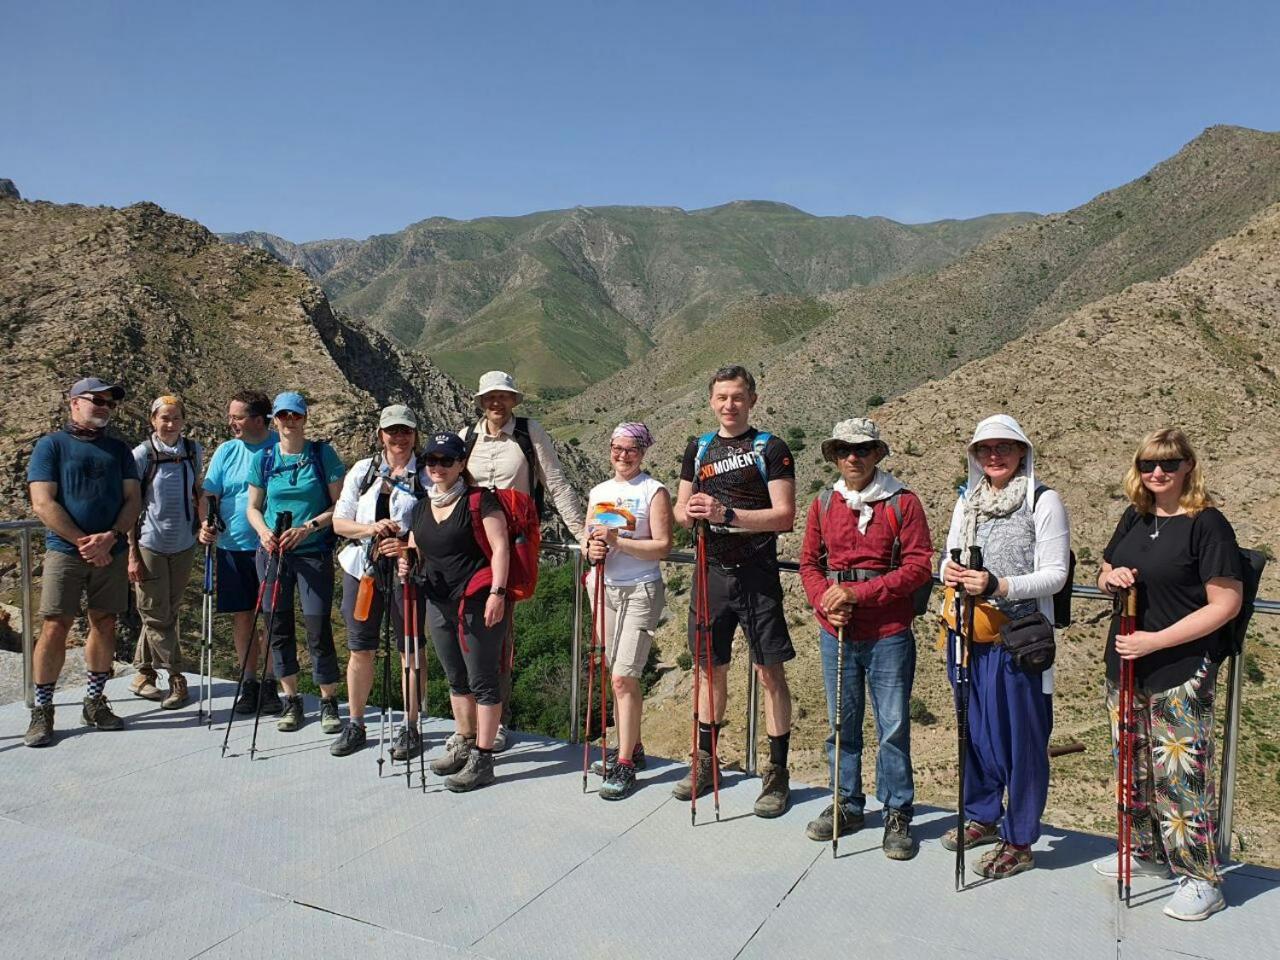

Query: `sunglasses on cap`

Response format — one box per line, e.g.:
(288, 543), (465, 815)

(832, 442), (879, 459)
(1138, 458), (1185, 474)
(424, 455), (457, 468)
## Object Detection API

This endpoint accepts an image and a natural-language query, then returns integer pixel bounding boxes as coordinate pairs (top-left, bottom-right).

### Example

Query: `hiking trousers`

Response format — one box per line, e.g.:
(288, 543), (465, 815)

(257, 549), (340, 686)
(133, 545), (197, 673)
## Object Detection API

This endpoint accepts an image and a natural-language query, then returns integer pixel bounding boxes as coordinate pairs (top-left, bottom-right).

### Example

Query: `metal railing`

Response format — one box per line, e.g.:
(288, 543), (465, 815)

(2, 518), (1272, 859)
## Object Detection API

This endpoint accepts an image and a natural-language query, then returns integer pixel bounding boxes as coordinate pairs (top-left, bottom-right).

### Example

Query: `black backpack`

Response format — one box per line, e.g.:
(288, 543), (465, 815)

(356, 452), (426, 499)
(140, 436), (201, 534)
(462, 417), (546, 518)
(1227, 548), (1267, 656)
(1033, 484), (1077, 628)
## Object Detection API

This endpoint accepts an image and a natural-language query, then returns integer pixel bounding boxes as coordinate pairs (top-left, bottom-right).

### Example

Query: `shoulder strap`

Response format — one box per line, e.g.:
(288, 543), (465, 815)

(467, 487), (491, 559)
(885, 491), (904, 569)
(512, 417), (544, 515)
(141, 436), (161, 498)
(692, 431), (717, 484)
(357, 453), (383, 497)
(462, 423), (479, 459)
(309, 440), (334, 507)
(752, 431), (773, 484)
(1033, 483), (1049, 509)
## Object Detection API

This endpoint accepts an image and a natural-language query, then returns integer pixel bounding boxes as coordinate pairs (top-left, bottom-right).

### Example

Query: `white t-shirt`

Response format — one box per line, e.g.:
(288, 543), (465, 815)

(586, 473), (667, 586)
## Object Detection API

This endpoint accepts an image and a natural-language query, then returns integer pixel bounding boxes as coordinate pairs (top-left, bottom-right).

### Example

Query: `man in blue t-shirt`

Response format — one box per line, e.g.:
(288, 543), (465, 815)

(199, 390), (281, 715)
(25, 377), (142, 747)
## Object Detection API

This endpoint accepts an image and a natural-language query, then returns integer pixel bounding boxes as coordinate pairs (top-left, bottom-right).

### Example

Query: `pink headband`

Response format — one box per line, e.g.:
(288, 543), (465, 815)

(611, 422), (654, 450)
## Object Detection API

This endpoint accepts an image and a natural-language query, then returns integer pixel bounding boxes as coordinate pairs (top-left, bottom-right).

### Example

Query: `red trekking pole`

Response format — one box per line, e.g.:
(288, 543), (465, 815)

(582, 556), (608, 792)
(1117, 586), (1138, 904)
(401, 571), (417, 789)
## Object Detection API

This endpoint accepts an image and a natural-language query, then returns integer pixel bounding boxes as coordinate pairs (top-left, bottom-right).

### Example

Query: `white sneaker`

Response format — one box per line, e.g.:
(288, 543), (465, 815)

(1092, 853), (1171, 880)
(1163, 876), (1226, 921)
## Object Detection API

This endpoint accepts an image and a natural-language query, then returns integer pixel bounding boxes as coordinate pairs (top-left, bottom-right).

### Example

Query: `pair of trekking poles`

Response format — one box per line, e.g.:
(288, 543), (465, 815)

(372, 546), (427, 791)
(950, 545), (983, 891)
(1115, 586), (1139, 905)
(197, 496), (224, 727)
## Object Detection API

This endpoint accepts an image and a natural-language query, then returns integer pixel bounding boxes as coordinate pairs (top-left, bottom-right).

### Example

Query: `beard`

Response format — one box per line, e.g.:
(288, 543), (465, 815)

(86, 413), (110, 429)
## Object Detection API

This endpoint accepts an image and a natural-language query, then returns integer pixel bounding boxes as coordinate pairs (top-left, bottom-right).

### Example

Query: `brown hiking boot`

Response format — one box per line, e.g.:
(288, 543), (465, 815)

(24, 705), (55, 748)
(82, 694), (124, 731)
(671, 751), (717, 802)
(161, 674), (189, 710)
(129, 667), (162, 701)
(430, 733), (475, 775)
(753, 762), (790, 818)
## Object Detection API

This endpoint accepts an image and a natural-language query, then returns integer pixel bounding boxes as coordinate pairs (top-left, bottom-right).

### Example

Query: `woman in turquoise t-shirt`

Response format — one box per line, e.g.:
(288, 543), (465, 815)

(246, 392), (346, 735)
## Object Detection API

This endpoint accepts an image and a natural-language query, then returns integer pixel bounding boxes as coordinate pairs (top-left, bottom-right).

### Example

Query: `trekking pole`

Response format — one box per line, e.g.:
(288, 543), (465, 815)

(377, 557), (394, 778)
(220, 513), (278, 757)
(406, 551), (426, 792)
(833, 623), (845, 858)
(595, 561), (609, 787)
(689, 527), (703, 825)
(199, 497), (217, 727)
(1117, 586), (1138, 905)
(702, 523), (721, 822)
(250, 511), (292, 760)
(581, 555), (599, 793)
(950, 547), (967, 891)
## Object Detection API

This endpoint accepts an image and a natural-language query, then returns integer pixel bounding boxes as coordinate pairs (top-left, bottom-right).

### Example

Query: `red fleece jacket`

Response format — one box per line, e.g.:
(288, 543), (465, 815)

(798, 489), (934, 641)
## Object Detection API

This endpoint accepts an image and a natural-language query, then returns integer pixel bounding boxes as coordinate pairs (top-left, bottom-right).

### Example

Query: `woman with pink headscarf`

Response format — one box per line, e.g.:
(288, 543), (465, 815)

(581, 422), (673, 800)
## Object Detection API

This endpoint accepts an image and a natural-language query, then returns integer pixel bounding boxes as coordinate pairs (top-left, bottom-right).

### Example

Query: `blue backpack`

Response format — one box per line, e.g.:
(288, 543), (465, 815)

(260, 439), (337, 547)
(692, 430), (774, 489)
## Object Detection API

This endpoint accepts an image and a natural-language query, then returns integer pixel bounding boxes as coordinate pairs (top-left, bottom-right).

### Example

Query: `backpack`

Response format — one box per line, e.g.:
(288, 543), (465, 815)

(1228, 549), (1267, 656)
(140, 436), (201, 534)
(260, 439), (337, 547)
(464, 487), (541, 602)
(356, 452), (425, 499)
(692, 430), (774, 489)
(1033, 484), (1077, 628)
(462, 417), (546, 518)
(816, 488), (933, 616)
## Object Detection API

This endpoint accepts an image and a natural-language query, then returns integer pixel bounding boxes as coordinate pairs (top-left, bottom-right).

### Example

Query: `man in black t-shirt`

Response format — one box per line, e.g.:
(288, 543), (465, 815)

(674, 364), (797, 818)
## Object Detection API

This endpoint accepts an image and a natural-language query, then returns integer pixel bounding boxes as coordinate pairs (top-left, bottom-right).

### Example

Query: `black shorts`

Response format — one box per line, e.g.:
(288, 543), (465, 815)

(215, 548), (260, 613)
(687, 559), (795, 668)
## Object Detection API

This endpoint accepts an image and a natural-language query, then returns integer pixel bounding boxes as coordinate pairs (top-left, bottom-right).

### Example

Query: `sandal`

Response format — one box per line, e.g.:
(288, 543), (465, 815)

(941, 820), (1000, 852)
(977, 841), (1034, 879)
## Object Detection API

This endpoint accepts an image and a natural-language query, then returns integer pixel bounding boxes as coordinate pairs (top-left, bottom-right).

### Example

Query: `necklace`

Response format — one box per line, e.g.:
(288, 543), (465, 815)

(1150, 513), (1175, 540)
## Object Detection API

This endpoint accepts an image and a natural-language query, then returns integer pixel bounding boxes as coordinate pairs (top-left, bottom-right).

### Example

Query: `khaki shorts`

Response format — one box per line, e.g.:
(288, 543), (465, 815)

(39, 549), (129, 618)
(589, 579), (665, 679)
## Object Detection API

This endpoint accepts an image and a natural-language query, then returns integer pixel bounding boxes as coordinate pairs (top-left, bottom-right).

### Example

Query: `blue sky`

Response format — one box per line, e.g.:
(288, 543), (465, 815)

(5, 1), (1278, 241)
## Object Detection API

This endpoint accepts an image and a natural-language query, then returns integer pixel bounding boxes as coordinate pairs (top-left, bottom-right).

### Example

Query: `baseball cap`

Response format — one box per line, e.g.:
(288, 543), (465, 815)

(69, 377), (125, 401)
(379, 404), (418, 430)
(271, 392), (308, 417)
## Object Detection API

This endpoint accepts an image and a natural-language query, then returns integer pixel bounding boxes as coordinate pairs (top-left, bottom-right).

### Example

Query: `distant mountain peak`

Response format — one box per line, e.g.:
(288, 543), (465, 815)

(0, 179), (20, 201)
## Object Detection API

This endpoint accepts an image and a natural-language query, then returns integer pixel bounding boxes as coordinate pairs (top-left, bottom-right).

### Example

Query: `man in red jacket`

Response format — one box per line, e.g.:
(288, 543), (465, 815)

(798, 418), (933, 859)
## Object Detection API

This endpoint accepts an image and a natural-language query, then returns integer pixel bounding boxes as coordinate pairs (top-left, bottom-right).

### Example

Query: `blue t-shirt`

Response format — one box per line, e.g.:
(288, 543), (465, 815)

(27, 429), (140, 555)
(202, 432), (278, 552)
(248, 440), (346, 554)
(132, 436), (204, 555)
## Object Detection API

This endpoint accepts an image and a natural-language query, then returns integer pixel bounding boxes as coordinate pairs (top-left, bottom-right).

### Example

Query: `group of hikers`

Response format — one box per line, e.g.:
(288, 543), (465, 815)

(22, 364), (1254, 922)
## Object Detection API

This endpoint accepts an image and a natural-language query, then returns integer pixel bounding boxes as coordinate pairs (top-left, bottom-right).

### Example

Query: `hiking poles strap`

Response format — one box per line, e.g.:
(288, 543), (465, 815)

(833, 624), (844, 857)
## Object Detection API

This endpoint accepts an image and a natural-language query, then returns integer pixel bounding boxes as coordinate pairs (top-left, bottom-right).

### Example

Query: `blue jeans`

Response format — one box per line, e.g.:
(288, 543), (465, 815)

(820, 629), (916, 818)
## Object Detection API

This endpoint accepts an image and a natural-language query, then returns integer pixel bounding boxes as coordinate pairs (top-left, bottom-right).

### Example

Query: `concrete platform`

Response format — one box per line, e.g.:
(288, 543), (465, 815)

(1, 674), (1276, 960)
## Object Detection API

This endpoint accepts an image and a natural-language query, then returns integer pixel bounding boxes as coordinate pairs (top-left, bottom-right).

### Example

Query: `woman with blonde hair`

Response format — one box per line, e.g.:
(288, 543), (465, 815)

(1095, 428), (1243, 922)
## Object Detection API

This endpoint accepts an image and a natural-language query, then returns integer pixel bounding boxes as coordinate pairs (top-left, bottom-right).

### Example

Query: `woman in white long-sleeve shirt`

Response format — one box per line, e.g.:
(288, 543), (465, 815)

(938, 414), (1070, 880)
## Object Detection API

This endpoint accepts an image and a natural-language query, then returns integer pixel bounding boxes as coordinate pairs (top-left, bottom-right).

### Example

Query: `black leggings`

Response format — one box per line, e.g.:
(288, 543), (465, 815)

(425, 595), (508, 706)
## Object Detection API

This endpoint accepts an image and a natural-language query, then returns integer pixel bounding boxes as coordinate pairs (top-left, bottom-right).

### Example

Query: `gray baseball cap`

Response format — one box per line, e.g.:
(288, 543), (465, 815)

(69, 377), (125, 400)
(821, 417), (891, 461)
(379, 404), (418, 430)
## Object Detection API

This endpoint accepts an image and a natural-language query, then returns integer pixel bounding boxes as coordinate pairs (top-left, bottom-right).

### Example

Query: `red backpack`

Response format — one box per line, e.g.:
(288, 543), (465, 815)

(463, 487), (541, 603)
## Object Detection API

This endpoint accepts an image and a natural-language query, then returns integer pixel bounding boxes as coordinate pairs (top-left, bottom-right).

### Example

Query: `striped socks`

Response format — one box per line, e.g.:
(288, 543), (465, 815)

(34, 682), (55, 707)
(86, 671), (110, 699)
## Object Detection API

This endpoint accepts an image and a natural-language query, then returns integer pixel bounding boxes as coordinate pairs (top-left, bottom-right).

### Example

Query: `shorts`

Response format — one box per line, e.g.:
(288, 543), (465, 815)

(216, 548), (261, 613)
(39, 549), (129, 618)
(340, 571), (429, 653)
(588, 578), (664, 679)
(687, 559), (795, 668)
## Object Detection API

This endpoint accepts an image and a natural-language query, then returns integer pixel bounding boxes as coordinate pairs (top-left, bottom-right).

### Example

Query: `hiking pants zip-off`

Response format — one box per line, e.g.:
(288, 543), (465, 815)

(256, 548), (340, 686)
(948, 638), (1052, 847)
(133, 544), (197, 673)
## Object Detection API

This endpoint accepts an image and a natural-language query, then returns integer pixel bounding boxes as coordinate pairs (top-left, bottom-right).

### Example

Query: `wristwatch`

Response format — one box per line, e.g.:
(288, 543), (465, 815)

(307, 519), (319, 531)
(721, 506), (736, 527)
(490, 587), (508, 597)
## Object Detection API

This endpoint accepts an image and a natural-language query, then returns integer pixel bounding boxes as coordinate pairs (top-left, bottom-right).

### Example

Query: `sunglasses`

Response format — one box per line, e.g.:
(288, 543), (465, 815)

(1138, 458), (1185, 474)
(276, 410), (305, 421)
(973, 441), (1020, 457)
(383, 425), (414, 436)
(610, 444), (641, 457)
(832, 442), (878, 459)
(82, 396), (117, 409)
(424, 456), (457, 468)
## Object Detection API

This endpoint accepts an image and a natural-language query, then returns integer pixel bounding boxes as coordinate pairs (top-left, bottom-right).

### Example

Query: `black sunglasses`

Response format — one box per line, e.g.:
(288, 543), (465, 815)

(832, 442), (878, 459)
(82, 396), (117, 409)
(424, 455), (457, 468)
(1138, 458), (1184, 474)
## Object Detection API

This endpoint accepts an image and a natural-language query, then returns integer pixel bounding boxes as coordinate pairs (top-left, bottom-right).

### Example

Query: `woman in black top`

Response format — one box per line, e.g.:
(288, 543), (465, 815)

(1095, 428), (1242, 922)
(402, 432), (509, 792)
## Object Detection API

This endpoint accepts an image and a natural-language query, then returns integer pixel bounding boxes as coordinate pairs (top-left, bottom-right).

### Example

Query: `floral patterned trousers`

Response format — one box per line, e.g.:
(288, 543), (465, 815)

(1106, 655), (1221, 884)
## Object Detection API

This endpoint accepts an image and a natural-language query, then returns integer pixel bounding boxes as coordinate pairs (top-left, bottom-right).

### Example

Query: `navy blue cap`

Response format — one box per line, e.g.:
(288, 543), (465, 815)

(424, 432), (466, 459)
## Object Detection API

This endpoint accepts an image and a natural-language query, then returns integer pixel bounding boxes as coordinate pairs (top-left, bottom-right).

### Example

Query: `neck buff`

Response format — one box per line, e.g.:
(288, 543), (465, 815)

(65, 422), (104, 441)
(430, 478), (467, 508)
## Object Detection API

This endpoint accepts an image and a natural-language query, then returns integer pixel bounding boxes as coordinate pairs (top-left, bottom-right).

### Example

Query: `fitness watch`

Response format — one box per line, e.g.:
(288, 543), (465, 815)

(722, 506), (736, 527)
(490, 586), (508, 597)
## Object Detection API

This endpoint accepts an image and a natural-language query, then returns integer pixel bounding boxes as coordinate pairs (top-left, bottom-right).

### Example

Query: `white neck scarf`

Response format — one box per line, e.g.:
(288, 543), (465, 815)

(430, 478), (466, 508)
(832, 469), (905, 534)
(960, 474), (1029, 551)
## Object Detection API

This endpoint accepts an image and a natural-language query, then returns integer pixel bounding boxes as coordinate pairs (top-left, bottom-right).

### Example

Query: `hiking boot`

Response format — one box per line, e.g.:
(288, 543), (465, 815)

(330, 722), (368, 757)
(445, 748), (495, 792)
(941, 819), (1000, 851)
(1163, 876), (1226, 921)
(82, 694), (124, 731)
(234, 677), (260, 715)
(319, 697), (342, 734)
(805, 801), (864, 841)
(590, 743), (648, 777)
(492, 724), (512, 753)
(1093, 853), (1171, 880)
(129, 667), (163, 702)
(671, 751), (717, 801)
(258, 677), (283, 715)
(276, 696), (305, 732)
(753, 763), (790, 819)
(391, 724), (422, 761)
(599, 761), (638, 801)
(24, 705), (55, 748)
(161, 674), (189, 710)
(430, 733), (475, 775)
(882, 808), (917, 861)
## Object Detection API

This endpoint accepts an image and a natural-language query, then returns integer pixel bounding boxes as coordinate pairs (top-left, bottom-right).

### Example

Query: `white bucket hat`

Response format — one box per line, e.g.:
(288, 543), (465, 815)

(474, 370), (523, 404)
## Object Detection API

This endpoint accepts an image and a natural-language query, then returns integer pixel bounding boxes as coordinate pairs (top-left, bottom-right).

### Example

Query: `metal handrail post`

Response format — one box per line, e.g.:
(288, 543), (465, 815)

(20, 526), (35, 709)
(745, 661), (759, 776)
(568, 549), (583, 743)
(1217, 649), (1244, 862)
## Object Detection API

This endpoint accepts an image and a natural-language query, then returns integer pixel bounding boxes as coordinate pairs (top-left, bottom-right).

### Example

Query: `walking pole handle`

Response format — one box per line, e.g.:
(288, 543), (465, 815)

(967, 545), (983, 571)
(273, 510), (293, 538)
(950, 548), (963, 566)
(1123, 586), (1137, 620)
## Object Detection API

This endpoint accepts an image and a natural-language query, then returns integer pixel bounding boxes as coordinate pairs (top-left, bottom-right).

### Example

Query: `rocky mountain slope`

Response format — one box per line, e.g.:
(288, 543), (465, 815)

(224, 204), (1033, 395)
(556, 125), (1280, 462)
(0, 195), (473, 512)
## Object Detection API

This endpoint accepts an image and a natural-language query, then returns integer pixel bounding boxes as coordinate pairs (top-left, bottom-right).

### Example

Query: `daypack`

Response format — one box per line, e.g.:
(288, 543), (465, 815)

(1033, 484), (1077, 628)
(464, 487), (541, 603)
(462, 417), (546, 518)
(260, 439), (337, 547)
(140, 436), (201, 534)
(1226, 548), (1266, 656)
(692, 430), (774, 488)
(816, 488), (934, 617)
(356, 452), (425, 499)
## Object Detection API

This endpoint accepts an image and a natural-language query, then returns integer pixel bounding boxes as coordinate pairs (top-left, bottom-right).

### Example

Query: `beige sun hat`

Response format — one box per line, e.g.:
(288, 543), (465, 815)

(820, 417), (891, 461)
(474, 370), (523, 403)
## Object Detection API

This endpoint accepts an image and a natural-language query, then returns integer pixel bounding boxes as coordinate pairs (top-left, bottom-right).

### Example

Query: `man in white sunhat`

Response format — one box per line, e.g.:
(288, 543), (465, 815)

(457, 370), (586, 751)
